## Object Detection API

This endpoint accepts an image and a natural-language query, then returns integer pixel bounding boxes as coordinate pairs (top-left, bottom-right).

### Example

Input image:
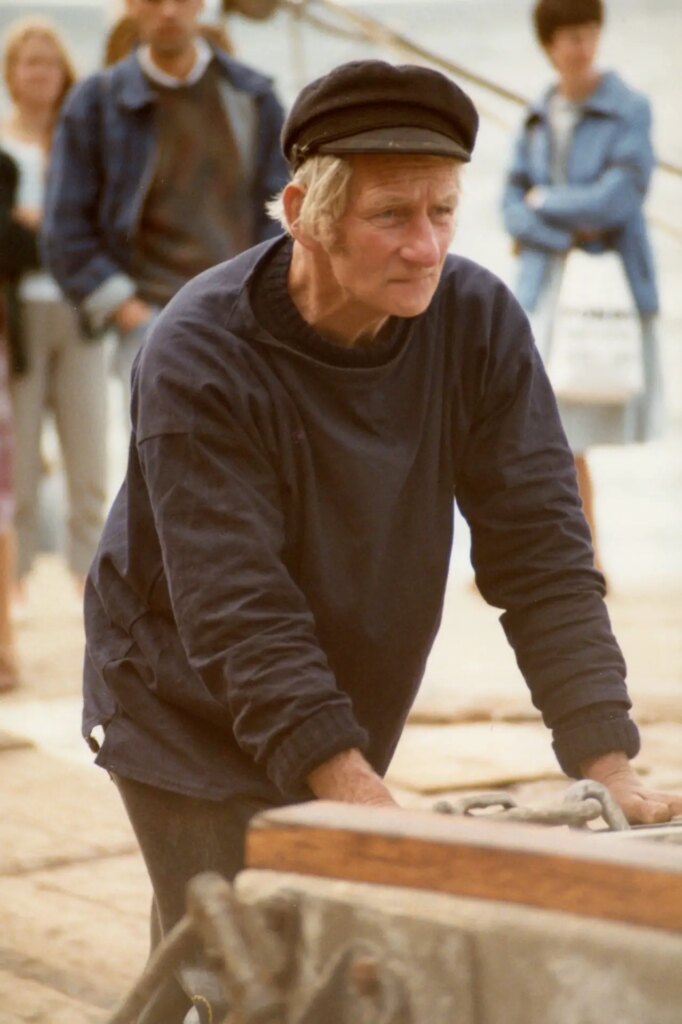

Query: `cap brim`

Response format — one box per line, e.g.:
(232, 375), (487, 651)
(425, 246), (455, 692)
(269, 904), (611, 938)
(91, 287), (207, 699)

(317, 125), (471, 162)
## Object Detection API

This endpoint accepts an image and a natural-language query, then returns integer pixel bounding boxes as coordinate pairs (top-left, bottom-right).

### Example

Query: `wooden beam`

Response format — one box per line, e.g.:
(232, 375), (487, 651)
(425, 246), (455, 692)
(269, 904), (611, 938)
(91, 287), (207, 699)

(246, 802), (682, 932)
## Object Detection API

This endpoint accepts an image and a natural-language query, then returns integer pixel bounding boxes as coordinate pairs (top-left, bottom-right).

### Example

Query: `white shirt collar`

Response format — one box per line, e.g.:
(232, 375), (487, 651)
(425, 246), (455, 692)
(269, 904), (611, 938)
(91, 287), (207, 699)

(137, 36), (213, 89)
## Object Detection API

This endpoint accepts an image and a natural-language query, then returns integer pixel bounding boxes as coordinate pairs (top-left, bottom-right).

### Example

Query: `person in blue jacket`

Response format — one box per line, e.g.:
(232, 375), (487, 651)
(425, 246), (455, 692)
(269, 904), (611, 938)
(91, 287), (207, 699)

(42, 0), (288, 414)
(82, 59), (682, 1022)
(502, 0), (662, 576)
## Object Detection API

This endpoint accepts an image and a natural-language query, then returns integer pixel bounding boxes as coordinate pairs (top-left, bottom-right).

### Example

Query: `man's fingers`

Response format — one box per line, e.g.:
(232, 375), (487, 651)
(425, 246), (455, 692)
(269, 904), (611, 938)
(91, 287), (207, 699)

(623, 795), (673, 825)
(640, 799), (673, 825)
(649, 792), (682, 818)
(606, 782), (682, 826)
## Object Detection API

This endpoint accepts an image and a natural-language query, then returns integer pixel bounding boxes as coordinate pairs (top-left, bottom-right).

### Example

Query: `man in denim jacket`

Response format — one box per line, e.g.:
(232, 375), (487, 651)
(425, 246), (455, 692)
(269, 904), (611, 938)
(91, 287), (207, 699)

(42, 0), (287, 410)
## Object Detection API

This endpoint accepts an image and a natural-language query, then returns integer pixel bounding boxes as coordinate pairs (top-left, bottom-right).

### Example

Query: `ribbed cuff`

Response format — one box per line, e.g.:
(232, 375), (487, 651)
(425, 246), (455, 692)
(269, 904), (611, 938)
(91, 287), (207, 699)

(552, 714), (640, 779)
(267, 705), (369, 798)
(82, 272), (137, 332)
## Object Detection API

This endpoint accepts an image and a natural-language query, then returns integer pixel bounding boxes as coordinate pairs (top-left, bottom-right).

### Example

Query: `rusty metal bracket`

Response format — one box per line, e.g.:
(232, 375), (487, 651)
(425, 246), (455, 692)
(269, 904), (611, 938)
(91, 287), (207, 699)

(104, 872), (299, 1024)
(104, 871), (412, 1024)
(295, 941), (411, 1024)
(185, 872), (295, 1023)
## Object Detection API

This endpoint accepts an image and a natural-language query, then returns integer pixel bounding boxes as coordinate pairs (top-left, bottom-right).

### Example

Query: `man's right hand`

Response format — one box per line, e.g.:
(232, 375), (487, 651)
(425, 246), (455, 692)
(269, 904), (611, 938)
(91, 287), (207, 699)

(306, 748), (398, 807)
(13, 205), (41, 230)
(114, 296), (153, 333)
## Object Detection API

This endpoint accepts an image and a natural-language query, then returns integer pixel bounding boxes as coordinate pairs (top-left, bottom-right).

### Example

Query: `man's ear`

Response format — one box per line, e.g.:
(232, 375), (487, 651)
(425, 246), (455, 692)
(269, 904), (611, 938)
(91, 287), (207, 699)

(282, 183), (323, 253)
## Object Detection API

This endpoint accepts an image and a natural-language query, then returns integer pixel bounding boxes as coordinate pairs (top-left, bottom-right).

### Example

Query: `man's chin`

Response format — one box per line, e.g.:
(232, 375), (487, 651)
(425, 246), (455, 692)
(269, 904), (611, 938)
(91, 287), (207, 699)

(388, 287), (438, 319)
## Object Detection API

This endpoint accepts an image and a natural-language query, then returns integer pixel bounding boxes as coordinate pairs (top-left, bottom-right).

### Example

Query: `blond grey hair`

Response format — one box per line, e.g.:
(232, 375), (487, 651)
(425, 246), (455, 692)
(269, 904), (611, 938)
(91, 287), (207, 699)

(267, 152), (464, 248)
(266, 154), (353, 249)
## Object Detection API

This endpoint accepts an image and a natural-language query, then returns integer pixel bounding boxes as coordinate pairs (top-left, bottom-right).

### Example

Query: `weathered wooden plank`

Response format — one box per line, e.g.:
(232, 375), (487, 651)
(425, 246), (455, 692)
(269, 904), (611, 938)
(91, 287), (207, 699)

(246, 802), (682, 932)
(0, 856), (149, 1015)
(0, 969), (103, 1024)
(0, 729), (32, 753)
(0, 748), (136, 876)
(29, 851), (151, 920)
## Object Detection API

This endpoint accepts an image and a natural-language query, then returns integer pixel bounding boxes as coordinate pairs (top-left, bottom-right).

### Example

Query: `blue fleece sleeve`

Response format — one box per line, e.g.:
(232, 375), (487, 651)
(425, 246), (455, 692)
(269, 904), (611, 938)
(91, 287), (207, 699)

(502, 128), (574, 252)
(537, 98), (655, 231)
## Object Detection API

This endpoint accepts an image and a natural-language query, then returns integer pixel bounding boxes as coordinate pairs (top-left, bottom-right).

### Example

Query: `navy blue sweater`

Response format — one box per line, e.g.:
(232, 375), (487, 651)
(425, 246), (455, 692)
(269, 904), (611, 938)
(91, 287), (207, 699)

(83, 237), (637, 802)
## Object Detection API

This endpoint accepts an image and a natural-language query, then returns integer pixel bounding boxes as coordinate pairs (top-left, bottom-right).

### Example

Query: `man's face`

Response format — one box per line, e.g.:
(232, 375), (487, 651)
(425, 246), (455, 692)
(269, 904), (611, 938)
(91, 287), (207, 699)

(129, 0), (203, 56)
(545, 22), (601, 79)
(324, 154), (460, 322)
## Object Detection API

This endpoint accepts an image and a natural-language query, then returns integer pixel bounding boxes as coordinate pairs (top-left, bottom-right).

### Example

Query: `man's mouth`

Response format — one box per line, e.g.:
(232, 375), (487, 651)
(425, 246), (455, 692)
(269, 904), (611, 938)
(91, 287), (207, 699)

(392, 274), (436, 285)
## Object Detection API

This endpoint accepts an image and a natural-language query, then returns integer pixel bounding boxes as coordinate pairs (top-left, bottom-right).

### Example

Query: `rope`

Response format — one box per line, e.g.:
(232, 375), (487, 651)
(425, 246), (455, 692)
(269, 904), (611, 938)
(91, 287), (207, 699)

(279, 0), (366, 42)
(648, 215), (682, 244)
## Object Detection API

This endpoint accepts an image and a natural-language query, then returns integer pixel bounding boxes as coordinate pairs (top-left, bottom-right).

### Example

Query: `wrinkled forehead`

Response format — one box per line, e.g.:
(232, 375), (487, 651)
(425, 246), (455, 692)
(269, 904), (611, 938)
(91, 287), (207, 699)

(346, 153), (462, 204)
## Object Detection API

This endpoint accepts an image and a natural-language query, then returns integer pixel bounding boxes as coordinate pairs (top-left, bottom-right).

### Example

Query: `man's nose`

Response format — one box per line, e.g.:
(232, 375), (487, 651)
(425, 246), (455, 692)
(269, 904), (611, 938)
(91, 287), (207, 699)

(400, 216), (441, 265)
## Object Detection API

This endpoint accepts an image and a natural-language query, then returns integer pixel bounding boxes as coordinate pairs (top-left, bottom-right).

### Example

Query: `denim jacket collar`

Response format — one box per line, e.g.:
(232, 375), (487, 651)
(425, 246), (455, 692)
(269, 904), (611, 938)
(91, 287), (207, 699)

(114, 46), (274, 111)
(525, 70), (627, 126)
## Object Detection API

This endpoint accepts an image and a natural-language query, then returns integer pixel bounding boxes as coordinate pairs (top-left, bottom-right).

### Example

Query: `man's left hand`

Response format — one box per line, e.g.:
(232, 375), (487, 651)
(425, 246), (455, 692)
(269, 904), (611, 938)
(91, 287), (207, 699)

(580, 751), (682, 825)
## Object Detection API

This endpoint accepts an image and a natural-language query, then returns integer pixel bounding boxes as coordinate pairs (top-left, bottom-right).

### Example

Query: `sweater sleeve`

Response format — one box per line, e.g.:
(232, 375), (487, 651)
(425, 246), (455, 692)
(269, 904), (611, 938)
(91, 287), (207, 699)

(455, 283), (635, 752)
(552, 701), (640, 778)
(134, 346), (368, 797)
(42, 76), (135, 319)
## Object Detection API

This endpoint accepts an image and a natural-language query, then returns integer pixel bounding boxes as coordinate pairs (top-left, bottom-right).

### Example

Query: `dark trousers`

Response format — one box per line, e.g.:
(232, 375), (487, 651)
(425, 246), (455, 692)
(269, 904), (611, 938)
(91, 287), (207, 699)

(113, 774), (272, 1024)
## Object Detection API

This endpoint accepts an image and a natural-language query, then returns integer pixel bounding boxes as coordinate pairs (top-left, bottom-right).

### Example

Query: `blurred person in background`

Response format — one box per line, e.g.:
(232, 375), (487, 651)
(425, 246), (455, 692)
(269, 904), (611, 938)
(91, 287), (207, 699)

(43, 0), (288, 417)
(502, 0), (662, 579)
(1, 131), (47, 689)
(0, 145), (40, 689)
(103, 0), (235, 67)
(0, 331), (15, 691)
(1, 18), (108, 616)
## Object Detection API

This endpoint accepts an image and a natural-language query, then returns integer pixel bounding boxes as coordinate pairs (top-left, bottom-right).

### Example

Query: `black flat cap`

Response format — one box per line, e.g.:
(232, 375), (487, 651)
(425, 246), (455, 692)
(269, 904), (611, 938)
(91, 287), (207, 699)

(282, 60), (479, 170)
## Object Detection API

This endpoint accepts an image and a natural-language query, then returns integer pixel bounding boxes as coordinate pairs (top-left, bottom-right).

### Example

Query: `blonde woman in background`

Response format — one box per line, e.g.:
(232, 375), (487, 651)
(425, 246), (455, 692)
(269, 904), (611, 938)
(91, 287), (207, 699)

(1, 18), (108, 616)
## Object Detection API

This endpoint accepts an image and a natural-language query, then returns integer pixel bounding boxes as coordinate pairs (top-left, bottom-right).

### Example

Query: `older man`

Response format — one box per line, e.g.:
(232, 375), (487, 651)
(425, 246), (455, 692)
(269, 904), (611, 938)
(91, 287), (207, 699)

(43, 0), (287, 412)
(82, 60), (681, 1021)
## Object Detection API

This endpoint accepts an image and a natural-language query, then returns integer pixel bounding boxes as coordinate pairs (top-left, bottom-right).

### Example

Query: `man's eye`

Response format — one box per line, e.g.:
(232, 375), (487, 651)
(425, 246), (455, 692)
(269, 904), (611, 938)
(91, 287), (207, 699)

(434, 206), (454, 219)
